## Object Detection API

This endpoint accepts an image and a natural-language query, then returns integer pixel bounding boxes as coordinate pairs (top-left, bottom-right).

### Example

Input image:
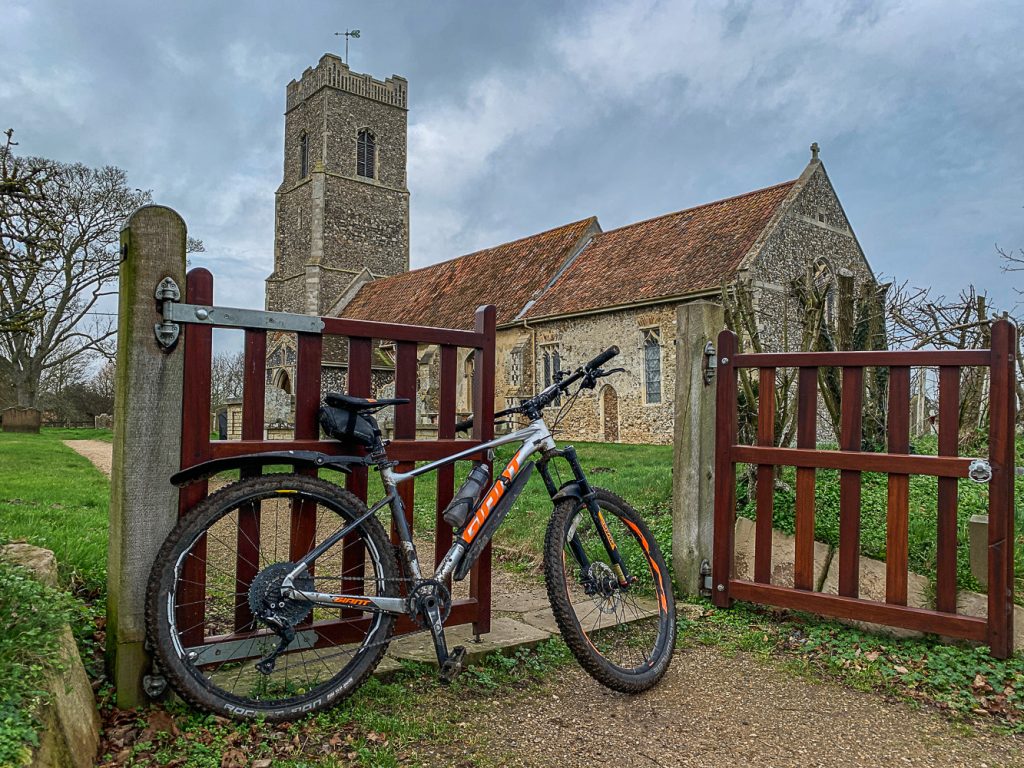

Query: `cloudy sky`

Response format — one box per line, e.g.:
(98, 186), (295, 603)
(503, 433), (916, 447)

(3, 0), (1023, 316)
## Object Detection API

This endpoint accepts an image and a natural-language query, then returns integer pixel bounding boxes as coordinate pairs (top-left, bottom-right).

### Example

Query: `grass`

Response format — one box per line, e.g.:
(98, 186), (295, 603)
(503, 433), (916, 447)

(0, 429), (111, 590)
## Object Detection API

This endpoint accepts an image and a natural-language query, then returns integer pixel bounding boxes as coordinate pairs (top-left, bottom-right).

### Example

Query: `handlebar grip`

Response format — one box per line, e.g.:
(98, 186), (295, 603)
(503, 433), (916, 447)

(586, 345), (620, 371)
(454, 416), (474, 433)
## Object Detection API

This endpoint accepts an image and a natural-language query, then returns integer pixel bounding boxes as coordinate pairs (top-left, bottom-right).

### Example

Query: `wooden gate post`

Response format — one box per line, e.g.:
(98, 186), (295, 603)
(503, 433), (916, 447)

(106, 205), (188, 706)
(671, 301), (725, 596)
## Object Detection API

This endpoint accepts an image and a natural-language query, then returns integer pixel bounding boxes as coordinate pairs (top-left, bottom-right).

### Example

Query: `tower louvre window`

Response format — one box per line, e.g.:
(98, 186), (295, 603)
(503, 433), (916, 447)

(299, 132), (308, 178)
(357, 129), (376, 179)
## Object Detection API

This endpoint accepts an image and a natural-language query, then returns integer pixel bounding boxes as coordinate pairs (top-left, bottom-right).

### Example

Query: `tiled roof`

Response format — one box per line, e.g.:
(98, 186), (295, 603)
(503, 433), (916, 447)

(341, 217), (597, 330)
(522, 180), (796, 320)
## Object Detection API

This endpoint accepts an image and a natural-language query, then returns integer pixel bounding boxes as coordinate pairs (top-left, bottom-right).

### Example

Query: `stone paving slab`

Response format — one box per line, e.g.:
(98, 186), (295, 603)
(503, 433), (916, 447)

(520, 598), (660, 635)
(819, 554), (931, 638)
(387, 617), (551, 666)
(732, 516), (831, 588)
(955, 590), (1024, 649)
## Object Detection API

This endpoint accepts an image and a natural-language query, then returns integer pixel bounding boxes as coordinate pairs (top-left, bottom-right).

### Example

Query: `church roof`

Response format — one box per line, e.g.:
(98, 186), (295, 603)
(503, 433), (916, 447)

(341, 216), (597, 330)
(521, 180), (796, 320)
(341, 178), (796, 329)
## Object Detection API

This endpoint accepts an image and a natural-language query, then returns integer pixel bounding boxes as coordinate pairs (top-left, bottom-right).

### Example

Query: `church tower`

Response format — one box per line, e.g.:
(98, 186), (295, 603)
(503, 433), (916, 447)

(266, 54), (409, 315)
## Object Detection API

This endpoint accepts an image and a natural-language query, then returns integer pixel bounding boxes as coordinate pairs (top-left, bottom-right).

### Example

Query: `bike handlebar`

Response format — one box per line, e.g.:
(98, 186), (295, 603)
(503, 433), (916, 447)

(454, 346), (621, 432)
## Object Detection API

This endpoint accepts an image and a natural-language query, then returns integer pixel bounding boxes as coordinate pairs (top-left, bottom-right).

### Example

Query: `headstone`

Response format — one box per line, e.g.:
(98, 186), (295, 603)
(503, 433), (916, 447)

(2, 407), (41, 433)
(94, 413), (113, 430)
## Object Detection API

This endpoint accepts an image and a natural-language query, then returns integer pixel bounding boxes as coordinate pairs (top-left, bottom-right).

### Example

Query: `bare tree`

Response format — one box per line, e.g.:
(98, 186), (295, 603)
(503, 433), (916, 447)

(210, 351), (245, 411)
(0, 133), (151, 407)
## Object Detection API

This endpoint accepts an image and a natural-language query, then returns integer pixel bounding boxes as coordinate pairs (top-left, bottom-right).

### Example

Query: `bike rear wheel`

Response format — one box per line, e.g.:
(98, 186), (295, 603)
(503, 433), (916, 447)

(146, 474), (399, 720)
(543, 488), (675, 692)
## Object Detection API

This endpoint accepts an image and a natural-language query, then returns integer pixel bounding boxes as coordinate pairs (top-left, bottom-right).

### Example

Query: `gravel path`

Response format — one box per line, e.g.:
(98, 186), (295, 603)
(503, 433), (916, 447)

(461, 645), (1022, 768)
(62, 439), (1021, 766)
(64, 439), (113, 476)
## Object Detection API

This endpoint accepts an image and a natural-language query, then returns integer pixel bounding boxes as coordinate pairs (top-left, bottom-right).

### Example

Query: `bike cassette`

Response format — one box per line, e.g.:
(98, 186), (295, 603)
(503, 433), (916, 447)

(407, 579), (452, 629)
(248, 562), (315, 626)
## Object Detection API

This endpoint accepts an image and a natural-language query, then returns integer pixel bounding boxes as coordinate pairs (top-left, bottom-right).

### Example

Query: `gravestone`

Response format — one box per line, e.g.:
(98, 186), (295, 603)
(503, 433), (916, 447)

(2, 407), (41, 433)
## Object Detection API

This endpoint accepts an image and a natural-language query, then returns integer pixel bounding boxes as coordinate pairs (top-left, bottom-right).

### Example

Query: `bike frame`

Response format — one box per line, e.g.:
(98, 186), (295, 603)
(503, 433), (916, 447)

(280, 415), (631, 616)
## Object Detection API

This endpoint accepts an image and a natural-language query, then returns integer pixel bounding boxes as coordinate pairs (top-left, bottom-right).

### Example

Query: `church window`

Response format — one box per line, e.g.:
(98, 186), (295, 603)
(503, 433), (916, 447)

(508, 345), (524, 389)
(299, 132), (309, 178)
(540, 343), (561, 405)
(357, 129), (376, 179)
(463, 351), (476, 411)
(642, 328), (662, 404)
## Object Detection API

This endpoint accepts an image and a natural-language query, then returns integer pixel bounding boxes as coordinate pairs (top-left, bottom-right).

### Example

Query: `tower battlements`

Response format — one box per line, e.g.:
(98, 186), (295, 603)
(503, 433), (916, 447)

(286, 54), (407, 112)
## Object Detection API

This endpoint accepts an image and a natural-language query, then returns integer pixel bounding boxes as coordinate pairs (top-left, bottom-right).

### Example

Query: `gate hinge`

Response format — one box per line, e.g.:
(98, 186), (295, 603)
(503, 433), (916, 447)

(154, 277), (181, 351)
(702, 342), (717, 386)
(699, 559), (713, 597)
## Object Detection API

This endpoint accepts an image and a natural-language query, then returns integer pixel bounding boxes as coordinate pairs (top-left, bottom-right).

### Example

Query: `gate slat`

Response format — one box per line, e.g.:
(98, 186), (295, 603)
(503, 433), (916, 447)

(755, 367), (775, 584)
(936, 366), (960, 613)
(470, 306), (496, 637)
(289, 333), (322, 567)
(712, 330), (738, 606)
(394, 342), (418, 548)
(886, 366), (911, 605)
(234, 329), (266, 631)
(341, 338), (371, 612)
(794, 367), (817, 591)
(987, 319), (1016, 658)
(178, 269), (214, 647)
(435, 345), (458, 569)
(839, 366), (863, 598)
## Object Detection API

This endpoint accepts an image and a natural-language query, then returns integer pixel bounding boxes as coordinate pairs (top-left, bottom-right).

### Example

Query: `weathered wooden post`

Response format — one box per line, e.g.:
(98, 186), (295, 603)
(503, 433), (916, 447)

(671, 301), (725, 596)
(106, 206), (188, 706)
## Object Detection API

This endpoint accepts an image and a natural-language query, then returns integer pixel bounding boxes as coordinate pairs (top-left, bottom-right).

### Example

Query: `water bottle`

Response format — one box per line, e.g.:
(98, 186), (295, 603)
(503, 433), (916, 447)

(442, 463), (490, 529)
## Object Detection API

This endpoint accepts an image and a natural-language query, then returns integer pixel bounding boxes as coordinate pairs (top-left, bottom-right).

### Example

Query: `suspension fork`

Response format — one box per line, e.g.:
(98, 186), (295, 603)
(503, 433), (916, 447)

(540, 447), (633, 587)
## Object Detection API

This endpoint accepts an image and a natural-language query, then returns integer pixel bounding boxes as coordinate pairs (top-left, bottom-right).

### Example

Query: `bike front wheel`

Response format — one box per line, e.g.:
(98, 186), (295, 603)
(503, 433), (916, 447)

(146, 474), (399, 721)
(543, 487), (676, 692)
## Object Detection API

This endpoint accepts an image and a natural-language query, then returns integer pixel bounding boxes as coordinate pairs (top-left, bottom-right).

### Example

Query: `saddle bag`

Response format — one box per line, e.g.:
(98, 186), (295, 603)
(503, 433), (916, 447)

(318, 405), (379, 447)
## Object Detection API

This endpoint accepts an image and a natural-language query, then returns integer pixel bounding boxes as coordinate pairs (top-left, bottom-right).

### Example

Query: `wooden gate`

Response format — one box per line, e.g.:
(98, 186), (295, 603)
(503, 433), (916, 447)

(176, 267), (497, 651)
(712, 319), (1016, 658)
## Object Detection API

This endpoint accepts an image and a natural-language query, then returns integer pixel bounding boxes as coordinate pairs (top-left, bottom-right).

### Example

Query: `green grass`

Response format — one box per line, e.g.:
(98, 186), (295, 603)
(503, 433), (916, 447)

(0, 430), (110, 590)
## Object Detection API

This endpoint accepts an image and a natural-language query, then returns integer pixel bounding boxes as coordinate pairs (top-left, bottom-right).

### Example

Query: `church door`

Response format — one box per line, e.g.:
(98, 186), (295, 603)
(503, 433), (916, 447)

(601, 386), (619, 443)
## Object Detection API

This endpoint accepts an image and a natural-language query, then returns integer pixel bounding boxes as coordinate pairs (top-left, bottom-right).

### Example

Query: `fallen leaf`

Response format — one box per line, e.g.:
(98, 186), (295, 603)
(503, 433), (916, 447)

(139, 710), (180, 743)
(221, 747), (247, 768)
(253, 760), (272, 768)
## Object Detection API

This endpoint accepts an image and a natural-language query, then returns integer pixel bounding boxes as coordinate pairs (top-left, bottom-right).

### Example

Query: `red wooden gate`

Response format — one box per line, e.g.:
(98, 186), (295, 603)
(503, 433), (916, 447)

(176, 267), (497, 650)
(712, 319), (1016, 658)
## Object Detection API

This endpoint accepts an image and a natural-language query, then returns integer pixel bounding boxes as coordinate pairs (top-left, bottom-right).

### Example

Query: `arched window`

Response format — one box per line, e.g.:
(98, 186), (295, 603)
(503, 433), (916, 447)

(299, 132), (308, 179)
(642, 328), (662, 404)
(357, 129), (376, 179)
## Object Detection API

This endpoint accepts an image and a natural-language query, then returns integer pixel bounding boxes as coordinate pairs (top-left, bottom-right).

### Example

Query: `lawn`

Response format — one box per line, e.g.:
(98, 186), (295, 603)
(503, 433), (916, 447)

(0, 428), (111, 590)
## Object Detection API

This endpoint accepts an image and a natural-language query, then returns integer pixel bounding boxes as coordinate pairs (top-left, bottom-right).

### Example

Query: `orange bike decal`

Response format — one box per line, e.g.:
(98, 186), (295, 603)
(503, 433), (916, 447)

(332, 596), (372, 606)
(623, 518), (668, 613)
(461, 455), (521, 543)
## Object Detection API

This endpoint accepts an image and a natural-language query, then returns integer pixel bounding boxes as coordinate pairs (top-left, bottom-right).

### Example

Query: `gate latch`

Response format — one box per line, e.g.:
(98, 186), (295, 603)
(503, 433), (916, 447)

(968, 459), (993, 484)
(154, 277), (181, 351)
(702, 342), (717, 386)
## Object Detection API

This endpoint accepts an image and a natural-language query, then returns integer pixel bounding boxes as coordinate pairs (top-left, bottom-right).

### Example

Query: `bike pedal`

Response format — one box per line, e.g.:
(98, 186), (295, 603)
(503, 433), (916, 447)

(438, 645), (468, 684)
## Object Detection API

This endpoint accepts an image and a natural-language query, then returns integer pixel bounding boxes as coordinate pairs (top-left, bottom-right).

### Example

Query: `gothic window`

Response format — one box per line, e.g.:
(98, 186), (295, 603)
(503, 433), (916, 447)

(299, 132), (308, 179)
(540, 343), (561, 405)
(642, 328), (662, 404)
(812, 257), (836, 325)
(357, 129), (376, 179)
(508, 345), (525, 389)
(463, 351), (476, 411)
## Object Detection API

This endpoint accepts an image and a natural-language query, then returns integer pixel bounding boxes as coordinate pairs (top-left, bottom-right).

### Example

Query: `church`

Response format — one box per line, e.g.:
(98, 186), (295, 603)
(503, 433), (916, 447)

(260, 54), (876, 445)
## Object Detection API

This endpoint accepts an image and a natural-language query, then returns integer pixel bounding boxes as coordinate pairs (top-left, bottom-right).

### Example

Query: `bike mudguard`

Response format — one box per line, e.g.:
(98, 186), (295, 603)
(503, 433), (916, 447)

(171, 451), (371, 487)
(551, 481), (585, 505)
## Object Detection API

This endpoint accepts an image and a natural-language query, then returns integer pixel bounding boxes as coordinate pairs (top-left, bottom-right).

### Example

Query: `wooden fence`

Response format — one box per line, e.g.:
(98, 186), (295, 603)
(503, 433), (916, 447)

(712, 319), (1016, 657)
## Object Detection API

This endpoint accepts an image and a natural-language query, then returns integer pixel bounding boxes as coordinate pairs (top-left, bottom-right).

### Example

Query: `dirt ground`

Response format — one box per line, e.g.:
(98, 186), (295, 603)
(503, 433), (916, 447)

(66, 439), (1022, 767)
(446, 646), (1022, 768)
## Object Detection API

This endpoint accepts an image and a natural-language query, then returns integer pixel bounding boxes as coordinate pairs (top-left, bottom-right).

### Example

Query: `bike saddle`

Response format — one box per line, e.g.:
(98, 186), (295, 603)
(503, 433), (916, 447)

(323, 393), (410, 411)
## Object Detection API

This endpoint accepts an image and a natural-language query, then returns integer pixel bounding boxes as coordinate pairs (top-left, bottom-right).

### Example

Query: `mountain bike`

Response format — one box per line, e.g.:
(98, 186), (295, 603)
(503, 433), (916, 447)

(146, 345), (676, 720)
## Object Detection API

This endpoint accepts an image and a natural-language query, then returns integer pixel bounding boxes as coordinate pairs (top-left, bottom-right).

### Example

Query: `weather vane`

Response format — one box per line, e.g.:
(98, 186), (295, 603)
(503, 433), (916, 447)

(334, 29), (361, 65)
